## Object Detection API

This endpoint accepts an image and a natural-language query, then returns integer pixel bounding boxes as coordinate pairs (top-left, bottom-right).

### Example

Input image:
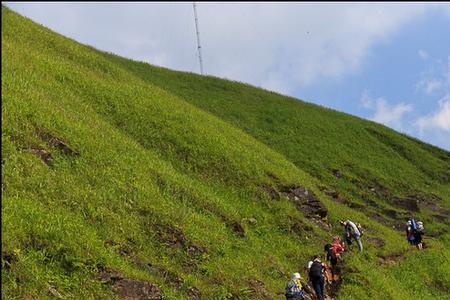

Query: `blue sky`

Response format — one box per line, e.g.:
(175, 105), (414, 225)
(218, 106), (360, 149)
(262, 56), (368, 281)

(298, 7), (450, 149)
(4, 2), (450, 150)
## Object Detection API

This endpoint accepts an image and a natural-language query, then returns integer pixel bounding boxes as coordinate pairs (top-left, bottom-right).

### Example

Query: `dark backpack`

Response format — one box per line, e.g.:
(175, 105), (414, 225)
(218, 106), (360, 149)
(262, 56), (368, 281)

(328, 249), (337, 262)
(309, 261), (323, 280)
(285, 282), (295, 298)
(324, 244), (336, 262)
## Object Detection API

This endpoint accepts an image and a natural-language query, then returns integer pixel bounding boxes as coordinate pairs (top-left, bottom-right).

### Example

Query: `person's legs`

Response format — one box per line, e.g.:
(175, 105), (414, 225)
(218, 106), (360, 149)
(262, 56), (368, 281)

(312, 279), (324, 300)
(415, 233), (423, 250)
(416, 240), (423, 250)
(342, 232), (349, 247)
(355, 236), (363, 252)
(318, 276), (325, 300)
(331, 261), (337, 281)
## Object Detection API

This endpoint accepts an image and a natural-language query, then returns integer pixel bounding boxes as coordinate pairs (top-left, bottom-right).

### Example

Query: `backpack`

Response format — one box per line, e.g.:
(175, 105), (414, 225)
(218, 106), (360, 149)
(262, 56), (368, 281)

(309, 261), (323, 280)
(285, 281), (295, 298)
(324, 244), (337, 261)
(356, 223), (364, 237)
(410, 219), (417, 232)
(285, 279), (303, 298)
(328, 249), (337, 263)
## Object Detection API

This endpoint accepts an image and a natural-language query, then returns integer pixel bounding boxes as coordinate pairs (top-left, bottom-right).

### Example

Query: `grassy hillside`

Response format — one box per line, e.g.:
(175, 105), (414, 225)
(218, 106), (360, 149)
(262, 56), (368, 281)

(2, 6), (450, 300)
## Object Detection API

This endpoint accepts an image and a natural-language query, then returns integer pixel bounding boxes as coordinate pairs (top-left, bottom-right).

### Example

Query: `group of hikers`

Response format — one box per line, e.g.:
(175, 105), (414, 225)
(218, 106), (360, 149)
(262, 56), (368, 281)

(285, 217), (424, 300)
(285, 220), (363, 300)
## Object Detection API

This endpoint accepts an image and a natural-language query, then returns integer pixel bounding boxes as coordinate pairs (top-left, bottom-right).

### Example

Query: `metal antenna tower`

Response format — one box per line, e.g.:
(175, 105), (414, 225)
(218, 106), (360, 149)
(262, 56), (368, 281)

(193, 2), (204, 75)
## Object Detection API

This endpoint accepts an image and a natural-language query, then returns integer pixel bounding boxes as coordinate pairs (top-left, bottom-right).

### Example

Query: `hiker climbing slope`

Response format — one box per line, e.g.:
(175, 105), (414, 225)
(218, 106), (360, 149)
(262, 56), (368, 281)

(340, 220), (363, 252)
(285, 273), (306, 300)
(415, 221), (424, 250)
(406, 218), (425, 250)
(308, 254), (325, 300)
(331, 236), (345, 258)
(324, 237), (344, 282)
(406, 218), (416, 245)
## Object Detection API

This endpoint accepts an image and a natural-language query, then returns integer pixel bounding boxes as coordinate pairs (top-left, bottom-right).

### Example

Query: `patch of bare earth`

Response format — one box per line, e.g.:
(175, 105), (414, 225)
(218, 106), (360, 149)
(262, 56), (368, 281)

(247, 279), (272, 300)
(1, 251), (17, 270)
(365, 237), (385, 248)
(377, 252), (405, 266)
(280, 186), (328, 219)
(97, 268), (163, 300)
(135, 260), (201, 300)
(37, 131), (79, 156)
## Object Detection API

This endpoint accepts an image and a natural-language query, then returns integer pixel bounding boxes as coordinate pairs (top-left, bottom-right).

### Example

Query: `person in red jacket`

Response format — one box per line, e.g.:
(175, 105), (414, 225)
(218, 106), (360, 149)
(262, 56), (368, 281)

(332, 236), (345, 258)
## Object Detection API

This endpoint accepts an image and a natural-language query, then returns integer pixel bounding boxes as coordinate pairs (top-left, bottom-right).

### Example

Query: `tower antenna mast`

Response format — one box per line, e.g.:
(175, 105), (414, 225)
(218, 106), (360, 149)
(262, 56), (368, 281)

(193, 2), (204, 75)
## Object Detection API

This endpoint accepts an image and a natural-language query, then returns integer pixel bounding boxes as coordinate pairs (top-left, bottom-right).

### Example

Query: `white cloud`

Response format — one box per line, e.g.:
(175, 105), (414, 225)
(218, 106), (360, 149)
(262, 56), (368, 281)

(361, 90), (374, 109)
(361, 91), (413, 131)
(416, 78), (443, 94)
(415, 94), (450, 133)
(372, 100), (413, 130)
(416, 53), (450, 95)
(412, 54), (450, 150)
(446, 55), (450, 84)
(418, 49), (429, 60)
(4, 2), (442, 95)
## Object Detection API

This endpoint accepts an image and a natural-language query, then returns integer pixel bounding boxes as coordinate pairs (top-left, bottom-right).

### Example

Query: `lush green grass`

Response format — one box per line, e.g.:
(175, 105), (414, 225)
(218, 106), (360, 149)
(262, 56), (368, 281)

(2, 6), (450, 299)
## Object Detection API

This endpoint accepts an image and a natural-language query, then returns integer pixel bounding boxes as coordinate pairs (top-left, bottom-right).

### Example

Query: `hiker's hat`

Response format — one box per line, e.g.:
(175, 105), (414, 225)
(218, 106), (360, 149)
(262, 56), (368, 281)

(293, 272), (301, 279)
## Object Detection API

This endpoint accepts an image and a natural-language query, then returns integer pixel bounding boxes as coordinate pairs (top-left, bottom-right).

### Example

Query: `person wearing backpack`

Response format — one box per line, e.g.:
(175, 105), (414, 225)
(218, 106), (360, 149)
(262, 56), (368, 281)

(405, 219), (418, 245)
(332, 236), (345, 258)
(308, 254), (325, 300)
(324, 243), (338, 282)
(340, 220), (363, 252)
(414, 220), (424, 250)
(285, 272), (306, 300)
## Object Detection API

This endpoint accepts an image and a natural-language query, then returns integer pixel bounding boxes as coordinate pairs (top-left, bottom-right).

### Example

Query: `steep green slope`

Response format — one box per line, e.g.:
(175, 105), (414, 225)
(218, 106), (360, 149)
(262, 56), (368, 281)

(103, 43), (450, 247)
(104, 51), (450, 207)
(2, 6), (450, 300)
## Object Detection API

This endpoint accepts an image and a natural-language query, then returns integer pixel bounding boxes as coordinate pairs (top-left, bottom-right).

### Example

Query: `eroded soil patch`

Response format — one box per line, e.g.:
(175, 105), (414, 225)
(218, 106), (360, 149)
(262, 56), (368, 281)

(22, 130), (79, 166)
(378, 252), (405, 266)
(151, 223), (207, 272)
(1, 251), (17, 270)
(281, 185), (328, 219)
(97, 268), (163, 300)
(105, 240), (134, 257)
(391, 195), (420, 212)
(260, 184), (280, 201)
(247, 279), (271, 300)
(28, 147), (53, 165)
(365, 237), (385, 247)
(37, 131), (79, 156)
(136, 261), (201, 299)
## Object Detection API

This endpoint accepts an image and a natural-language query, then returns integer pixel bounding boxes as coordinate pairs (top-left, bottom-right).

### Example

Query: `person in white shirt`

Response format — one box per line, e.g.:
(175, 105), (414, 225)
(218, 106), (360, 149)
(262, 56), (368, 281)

(340, 220), (363, 252)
